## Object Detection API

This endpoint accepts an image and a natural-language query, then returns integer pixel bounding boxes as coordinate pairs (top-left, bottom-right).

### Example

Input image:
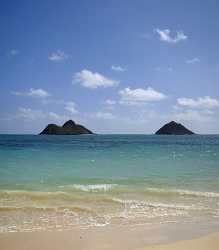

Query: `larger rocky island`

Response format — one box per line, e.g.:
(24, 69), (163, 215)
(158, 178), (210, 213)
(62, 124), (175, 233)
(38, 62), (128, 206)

(155, 121), (194, 135)
(40, 120), (93, 135)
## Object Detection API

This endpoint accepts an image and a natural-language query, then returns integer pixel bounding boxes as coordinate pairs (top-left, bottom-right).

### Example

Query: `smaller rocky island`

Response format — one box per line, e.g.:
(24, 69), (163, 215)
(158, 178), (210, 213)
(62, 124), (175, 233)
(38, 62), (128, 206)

(40, 120), (93, 135)
(155, 121), (194, 135)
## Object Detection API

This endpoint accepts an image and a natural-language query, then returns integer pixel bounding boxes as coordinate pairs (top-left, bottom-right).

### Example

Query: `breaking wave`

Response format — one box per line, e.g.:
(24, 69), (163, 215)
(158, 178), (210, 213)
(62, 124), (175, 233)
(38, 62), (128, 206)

(69, 184), (118, 192)
(145, 187), (219, 198)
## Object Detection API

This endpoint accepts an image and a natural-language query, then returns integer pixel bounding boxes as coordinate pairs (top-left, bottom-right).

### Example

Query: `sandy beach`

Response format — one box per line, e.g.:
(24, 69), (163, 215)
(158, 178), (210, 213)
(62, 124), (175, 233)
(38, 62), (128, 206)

(140, 232), (219, 250)
(0, 230), (218, 250)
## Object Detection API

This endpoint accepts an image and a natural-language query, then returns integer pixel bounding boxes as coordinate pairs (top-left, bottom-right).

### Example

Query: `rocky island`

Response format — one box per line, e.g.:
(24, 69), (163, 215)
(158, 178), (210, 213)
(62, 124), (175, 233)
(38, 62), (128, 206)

(40, 120), (93, 135)
(155, 121), (194, 135)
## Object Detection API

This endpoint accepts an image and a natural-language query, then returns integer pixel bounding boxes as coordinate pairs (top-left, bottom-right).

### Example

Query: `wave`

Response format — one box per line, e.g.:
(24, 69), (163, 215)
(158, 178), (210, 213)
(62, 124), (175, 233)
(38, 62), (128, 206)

(68, 184), (118, 192)
(1, 185), (219, 203)
(145, 187), (219, 198)
(0, 190), (79, 201)
(58, 184), (219, 198)
(0, 197), (217, 233)
(110, 198), (210, 212)
(0, 190), (122, 204)
(0, 200), (209, 213)
(0, 205), (97, 215)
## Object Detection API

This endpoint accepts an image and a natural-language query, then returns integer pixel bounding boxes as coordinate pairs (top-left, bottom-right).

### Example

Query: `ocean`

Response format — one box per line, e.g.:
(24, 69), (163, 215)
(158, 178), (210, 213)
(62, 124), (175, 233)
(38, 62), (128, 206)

(0, 134), (219, 233)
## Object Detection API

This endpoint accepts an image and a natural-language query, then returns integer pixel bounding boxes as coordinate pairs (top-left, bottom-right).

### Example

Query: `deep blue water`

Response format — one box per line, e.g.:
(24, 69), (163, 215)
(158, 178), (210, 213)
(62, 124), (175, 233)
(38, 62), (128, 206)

(0, 134), (219, 191)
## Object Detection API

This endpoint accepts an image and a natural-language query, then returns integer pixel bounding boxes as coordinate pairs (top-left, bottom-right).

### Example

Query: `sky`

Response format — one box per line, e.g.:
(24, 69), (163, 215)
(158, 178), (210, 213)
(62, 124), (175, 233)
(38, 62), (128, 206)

(1, 0), (219, 134)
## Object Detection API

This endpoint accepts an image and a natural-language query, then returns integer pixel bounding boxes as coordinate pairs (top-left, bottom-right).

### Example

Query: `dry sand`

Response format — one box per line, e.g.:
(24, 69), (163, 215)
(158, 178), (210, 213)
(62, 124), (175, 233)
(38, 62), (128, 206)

(0, 228), (218, 250)
(138, 232), (219, 250)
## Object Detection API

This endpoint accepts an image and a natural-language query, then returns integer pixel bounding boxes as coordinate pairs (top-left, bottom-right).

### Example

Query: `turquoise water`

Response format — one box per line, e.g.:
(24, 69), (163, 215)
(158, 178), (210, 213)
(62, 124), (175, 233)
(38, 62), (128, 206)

(0, 134), (219, 232)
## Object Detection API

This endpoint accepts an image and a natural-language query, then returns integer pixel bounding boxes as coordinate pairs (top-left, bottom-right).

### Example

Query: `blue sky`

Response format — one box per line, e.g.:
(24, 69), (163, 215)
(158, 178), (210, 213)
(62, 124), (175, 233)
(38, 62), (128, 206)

(1, 0), (219, 134)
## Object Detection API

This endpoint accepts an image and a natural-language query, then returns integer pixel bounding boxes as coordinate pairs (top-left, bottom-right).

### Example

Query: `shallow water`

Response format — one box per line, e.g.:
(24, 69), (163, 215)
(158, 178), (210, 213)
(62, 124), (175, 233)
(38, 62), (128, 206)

(0, 134), (219, 232)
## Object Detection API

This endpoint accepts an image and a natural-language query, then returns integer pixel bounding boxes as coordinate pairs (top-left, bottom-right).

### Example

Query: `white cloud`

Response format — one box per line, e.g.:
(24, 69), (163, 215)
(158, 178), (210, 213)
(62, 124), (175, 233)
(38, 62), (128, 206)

(186, 58), (200, 64)
(119, 110), (159, 125)
(91, 112), (116, 120)
(10, 49), (19, 56)
(74, 69), (119, 89)
(155, 66), (173, 72)
(16, 107), (45, 120)
(111, 65), (126, 72)
(104, 99), (116, 111)
(29, 88), (50, 98)
(119, 87), (166, 105)
(156, 28), (187, 43)
(49, 50), (69, 62)
(105, 99), (116, 105)
(12, 88), (50, 98)
(177, 96), (219, 109)
(11, 108), (68, 121)
(48, 112), (69, 121)
(64, 101), (78, 114)
(174, 109), (212, 122)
